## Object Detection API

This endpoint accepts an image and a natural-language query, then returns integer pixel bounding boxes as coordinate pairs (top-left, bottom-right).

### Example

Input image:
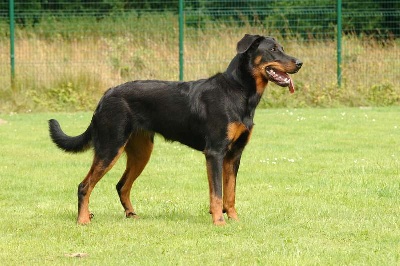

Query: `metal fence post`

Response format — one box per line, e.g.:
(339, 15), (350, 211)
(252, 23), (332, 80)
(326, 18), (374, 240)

(178, 0), (184, 81)
(337, 0), (342, 88)
(9, 0), (15, 88)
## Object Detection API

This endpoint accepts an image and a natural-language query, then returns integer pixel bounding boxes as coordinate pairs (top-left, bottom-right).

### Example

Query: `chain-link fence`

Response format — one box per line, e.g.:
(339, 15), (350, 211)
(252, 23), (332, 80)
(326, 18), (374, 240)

(0, 0), (399, 110)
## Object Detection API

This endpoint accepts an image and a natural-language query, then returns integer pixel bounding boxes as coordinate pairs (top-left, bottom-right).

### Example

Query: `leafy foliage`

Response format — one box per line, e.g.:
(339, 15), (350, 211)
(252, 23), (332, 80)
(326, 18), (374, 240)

(1, 0), (399, 38)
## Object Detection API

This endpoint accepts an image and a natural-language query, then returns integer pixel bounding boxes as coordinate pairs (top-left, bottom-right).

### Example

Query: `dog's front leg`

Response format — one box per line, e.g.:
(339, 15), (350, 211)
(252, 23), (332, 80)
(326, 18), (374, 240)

(223, 155), (241, 221)
(205, 151), (225, 225)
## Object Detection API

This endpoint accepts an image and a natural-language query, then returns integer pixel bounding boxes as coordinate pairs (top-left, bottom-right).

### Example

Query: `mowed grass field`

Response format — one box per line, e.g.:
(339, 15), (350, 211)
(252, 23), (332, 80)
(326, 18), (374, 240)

(0, 107), (399, 265)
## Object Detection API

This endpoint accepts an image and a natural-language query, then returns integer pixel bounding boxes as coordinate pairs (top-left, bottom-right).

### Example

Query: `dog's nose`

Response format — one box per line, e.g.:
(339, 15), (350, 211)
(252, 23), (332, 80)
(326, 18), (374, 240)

(295, 60), (303, 68)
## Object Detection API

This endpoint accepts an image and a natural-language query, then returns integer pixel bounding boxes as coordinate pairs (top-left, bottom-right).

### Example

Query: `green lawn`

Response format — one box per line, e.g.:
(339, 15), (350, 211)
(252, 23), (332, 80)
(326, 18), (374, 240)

(0, 107), (399, 265)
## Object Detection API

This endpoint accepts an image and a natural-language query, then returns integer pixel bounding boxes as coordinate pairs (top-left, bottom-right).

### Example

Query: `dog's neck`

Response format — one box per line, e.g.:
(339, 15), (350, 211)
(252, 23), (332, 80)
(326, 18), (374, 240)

(225, 53), (264, 128)
(225, 53), (265, 96)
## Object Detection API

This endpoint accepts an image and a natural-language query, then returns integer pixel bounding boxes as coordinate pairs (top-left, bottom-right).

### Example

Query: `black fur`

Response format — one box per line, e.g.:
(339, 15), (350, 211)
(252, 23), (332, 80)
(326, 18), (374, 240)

(48, 34), (302, 225)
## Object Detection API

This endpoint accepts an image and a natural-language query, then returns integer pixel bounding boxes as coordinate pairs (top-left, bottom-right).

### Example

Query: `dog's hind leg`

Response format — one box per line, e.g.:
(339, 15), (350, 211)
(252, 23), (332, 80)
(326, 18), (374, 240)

(77, 147), (125, 225)
(116, 131), (154, 219)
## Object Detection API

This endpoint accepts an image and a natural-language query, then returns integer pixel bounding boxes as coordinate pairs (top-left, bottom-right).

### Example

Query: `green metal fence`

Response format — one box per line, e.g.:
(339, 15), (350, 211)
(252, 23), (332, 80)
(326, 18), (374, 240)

(0, 0), (399, 110)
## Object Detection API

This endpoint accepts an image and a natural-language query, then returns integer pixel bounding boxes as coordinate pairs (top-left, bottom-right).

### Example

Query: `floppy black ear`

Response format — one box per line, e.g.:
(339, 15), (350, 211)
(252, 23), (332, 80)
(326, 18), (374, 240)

(236, 34), (264, 54)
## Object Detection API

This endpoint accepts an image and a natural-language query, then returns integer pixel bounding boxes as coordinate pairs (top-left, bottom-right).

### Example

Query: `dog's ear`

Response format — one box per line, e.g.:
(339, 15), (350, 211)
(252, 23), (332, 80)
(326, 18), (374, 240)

(236, 34), (264, 54)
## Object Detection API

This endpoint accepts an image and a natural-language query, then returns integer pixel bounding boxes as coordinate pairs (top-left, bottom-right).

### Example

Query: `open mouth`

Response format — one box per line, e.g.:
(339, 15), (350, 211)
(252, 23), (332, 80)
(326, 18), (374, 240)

(265, 67), (295, 93)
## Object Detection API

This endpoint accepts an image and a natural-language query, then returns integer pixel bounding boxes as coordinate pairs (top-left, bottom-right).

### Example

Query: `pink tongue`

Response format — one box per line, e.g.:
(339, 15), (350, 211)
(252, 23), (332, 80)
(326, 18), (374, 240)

(289, 78), (295, 94)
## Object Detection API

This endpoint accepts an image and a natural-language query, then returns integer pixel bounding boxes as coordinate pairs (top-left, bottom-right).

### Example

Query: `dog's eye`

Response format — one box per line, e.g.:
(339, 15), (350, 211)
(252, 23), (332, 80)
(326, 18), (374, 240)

(270, 47), (276, 52)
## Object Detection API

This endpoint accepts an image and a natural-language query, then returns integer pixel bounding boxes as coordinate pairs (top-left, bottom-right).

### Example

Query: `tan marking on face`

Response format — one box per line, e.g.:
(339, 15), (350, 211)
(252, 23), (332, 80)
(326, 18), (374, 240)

(262, 61), (298, 73)
(252, 59), (298, 95)
(252, 55), (269, 95)
(252, 66), (268, 95)
(254, 55), (263, 65)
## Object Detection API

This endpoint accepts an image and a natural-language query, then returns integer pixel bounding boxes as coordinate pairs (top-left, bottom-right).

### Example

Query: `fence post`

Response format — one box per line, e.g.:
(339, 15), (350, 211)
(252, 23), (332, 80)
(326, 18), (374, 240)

(9, 0), (15, 88)
(337, 0), (342, 88)
(178, 0), (184, 81)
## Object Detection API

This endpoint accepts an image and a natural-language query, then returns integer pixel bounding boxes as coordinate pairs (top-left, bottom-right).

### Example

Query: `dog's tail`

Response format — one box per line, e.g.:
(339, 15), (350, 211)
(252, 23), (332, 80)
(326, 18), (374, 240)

(48, 119), (92, 153)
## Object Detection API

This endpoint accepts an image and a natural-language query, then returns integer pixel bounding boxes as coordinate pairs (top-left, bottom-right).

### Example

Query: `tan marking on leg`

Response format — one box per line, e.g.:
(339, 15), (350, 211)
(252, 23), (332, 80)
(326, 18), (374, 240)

(223, 157), (238, 221)
(227, 122), (247, 142)
(117, 132), (154, 218)
(210, 194), (225, 226)
(77, 146), (125, 225)
(206, 159), (225, 226)
(248, 126), (253, 142)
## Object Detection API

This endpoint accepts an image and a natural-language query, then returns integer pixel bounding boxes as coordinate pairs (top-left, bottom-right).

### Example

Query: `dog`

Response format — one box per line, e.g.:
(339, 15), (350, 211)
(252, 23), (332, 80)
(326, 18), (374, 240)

(49, 34), (302, 225)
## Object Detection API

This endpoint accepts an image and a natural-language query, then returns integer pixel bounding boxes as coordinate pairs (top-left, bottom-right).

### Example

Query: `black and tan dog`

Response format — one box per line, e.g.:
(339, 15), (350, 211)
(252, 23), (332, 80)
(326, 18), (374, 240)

(49, 34), (302, 225)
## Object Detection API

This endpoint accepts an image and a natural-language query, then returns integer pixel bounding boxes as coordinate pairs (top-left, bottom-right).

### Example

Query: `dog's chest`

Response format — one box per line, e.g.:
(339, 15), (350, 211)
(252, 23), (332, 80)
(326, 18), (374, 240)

(226, 122), (253, 152)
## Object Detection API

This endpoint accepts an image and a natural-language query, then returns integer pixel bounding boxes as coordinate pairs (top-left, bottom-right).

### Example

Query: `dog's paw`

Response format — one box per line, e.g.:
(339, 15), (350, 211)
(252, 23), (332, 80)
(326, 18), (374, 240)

(226, 211), (239, 221)
(77, 217), (91, 225)
(126, 212), (139, 219)
(77, 212), (93, 225)
(213, 216), (226, 226)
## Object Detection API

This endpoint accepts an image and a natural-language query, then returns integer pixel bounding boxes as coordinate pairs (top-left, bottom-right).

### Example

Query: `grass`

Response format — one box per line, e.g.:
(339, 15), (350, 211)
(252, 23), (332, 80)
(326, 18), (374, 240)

(0, 107), (399, 265)
(0, 13), (399, 112)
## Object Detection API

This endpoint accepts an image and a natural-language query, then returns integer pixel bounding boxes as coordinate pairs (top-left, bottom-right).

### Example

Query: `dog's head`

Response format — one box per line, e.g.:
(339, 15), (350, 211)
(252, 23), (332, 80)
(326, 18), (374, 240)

(237, 34), (302, 94)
